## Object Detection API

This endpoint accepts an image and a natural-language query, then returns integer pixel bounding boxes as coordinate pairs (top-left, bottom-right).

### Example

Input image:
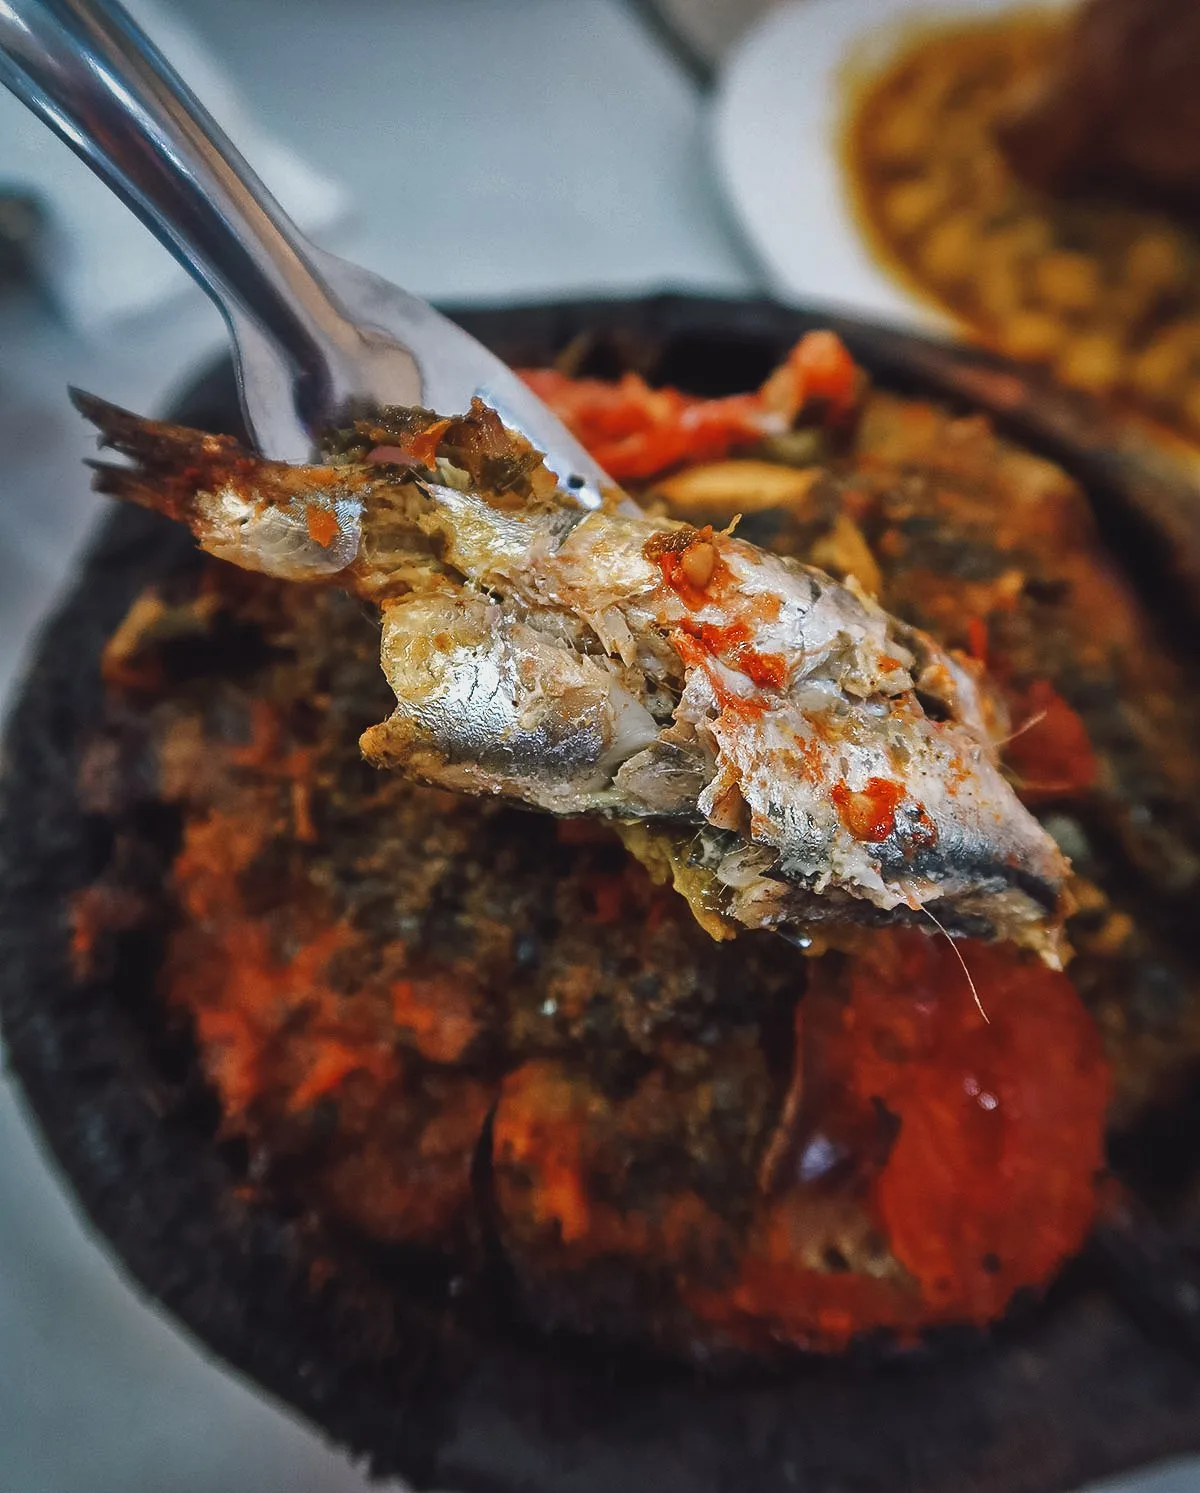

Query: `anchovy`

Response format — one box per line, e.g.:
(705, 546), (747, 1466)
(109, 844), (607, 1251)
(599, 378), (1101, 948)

(74, 391), (1070, 962)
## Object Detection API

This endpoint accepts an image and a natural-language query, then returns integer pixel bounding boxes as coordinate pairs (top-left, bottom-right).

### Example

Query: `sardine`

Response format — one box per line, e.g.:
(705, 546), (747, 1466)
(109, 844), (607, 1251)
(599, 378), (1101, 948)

(74, 390), (1070, 962)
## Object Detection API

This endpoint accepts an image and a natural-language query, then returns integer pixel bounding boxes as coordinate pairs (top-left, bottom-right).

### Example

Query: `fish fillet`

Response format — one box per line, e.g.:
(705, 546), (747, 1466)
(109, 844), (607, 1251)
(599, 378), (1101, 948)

(75, 390), (1070, 961)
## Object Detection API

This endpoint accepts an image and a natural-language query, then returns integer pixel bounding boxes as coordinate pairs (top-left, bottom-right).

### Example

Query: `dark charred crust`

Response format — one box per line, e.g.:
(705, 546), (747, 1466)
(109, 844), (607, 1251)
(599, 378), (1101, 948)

(643, 526), (697, 563)
(348, 396), (556, 506)
(342, 404), (442, 455)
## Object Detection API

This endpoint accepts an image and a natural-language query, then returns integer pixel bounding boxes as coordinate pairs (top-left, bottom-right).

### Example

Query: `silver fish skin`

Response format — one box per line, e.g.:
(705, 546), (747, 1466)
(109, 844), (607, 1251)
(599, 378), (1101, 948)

(75, 391), (1070, 961)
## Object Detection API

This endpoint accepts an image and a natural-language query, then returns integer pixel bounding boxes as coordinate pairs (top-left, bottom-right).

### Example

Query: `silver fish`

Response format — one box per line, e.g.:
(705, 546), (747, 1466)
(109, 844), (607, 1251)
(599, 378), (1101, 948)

(75, 391), (1070, 962)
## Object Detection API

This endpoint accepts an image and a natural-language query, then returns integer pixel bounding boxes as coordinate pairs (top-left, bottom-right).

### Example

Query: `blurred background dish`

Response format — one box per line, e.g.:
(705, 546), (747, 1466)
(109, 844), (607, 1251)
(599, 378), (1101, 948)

(713, 0), (1068, 328)
(715, 0), (1200, 447)
(996, 0), (1200, 211)
(844, 1), (1200, 442)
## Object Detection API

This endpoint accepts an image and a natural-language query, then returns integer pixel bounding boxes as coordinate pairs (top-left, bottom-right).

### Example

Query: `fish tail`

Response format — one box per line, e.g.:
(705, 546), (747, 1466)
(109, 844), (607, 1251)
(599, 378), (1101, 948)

(71, 388), (249, 522)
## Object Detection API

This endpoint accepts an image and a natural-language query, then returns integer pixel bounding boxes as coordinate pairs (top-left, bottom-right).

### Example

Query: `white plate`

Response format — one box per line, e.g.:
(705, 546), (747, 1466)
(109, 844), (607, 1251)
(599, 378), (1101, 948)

(711, 0), (1067, 326)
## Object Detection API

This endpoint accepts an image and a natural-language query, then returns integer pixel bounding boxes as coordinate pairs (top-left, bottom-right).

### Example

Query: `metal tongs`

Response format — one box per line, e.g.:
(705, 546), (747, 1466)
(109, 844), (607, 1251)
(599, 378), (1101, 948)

(0, 0), (610, 504)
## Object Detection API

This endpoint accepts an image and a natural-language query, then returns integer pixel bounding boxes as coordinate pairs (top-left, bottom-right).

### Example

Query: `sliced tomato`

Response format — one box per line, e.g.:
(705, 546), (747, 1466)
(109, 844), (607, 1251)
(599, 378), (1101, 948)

(520, 332), (861, 481)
